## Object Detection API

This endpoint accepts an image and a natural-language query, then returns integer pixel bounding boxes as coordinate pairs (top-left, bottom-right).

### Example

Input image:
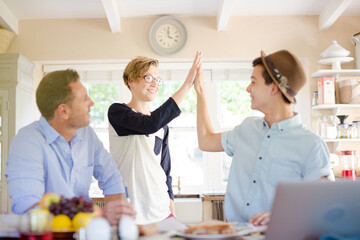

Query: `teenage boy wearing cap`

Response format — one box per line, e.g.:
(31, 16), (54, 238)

(194, 50), (331, 226)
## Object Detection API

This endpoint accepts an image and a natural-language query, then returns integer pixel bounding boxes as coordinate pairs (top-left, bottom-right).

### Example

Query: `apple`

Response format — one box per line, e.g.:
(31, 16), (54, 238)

(40, 193), (60, 209)
(90, 204), (102, 218)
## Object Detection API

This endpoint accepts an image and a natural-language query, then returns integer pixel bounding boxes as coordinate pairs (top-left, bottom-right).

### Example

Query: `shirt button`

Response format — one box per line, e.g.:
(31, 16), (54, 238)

(267, 135), (270, 138)
(246, 203), (250, 206)
(259, 157), (262, 160)
(281, 129), (283, 131)
(253, 180), (256, 183)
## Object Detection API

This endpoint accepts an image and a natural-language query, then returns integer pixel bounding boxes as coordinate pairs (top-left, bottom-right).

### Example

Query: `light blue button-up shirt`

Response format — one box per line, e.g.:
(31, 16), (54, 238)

(221, 114), (330, 223)
(6, 116), (124, 214)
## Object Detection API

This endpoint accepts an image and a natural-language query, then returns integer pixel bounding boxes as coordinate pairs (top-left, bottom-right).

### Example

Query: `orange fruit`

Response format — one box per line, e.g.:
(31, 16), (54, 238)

(52, 214), (73, 232)
(72, 212), (92, 231)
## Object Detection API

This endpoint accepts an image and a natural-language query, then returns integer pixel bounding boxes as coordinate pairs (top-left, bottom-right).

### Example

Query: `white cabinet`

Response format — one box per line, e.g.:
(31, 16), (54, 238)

(0, 53), (34, 213)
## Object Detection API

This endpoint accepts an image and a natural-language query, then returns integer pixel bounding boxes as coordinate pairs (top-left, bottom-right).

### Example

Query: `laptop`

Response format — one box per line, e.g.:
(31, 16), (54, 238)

(265, 180), (360, 240)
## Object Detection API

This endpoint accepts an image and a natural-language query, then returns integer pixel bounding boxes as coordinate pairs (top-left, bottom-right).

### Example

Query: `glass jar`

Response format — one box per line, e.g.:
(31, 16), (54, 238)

(337, 123), (350, 138)
(312, 91), (318, 106)
(315, 116), (322, 136)
(340, 150), (357, 180)
(350, 124), (358, 138)
(352, 121), (360, 138)
(326, 115), (337, 139)
(321, 115), (327, 138)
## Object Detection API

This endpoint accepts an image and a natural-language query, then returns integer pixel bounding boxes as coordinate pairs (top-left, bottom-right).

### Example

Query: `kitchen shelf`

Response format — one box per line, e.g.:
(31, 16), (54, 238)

(323, 138), (360, 142)
(312, 104), (360, 115)
(323, 138), (360, 152)
(311, 69), (360, 78)
(312, 69), (360, 153)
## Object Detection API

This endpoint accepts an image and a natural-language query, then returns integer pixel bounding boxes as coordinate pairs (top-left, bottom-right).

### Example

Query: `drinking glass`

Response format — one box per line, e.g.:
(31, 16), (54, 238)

(19, 211), (53, 240)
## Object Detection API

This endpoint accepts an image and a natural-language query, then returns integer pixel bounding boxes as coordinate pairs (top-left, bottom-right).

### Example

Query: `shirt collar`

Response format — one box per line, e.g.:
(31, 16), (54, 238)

(39, 116), (62, 144)
(39, 116), (81, 145)
(262, 112), (301, 133)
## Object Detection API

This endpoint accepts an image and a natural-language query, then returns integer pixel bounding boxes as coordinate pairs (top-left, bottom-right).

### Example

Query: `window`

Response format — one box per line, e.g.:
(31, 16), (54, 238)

(152, 64), (256, 193)
(219, 80), (252, 183)
(85, 82), (120, 151)
(219, 81), (252, 128)
(153, 81), (203, 190)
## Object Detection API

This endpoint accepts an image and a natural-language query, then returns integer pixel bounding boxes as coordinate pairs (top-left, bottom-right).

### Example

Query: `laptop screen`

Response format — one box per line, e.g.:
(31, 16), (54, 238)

(265, 180), (360, 240)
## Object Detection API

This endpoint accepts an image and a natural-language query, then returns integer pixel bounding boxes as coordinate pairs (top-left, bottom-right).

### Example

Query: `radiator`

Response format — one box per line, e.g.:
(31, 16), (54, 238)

(91, 198), (105, 209)
(212, 199), (225, 221)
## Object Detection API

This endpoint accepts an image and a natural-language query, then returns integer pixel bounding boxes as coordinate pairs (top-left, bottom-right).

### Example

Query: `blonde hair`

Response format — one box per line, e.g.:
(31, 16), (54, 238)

(123, 56), (158, 89)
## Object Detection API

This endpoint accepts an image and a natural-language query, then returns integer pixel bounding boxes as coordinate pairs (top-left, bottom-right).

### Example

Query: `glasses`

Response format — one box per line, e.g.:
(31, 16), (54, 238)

(143, 75), (163, 85)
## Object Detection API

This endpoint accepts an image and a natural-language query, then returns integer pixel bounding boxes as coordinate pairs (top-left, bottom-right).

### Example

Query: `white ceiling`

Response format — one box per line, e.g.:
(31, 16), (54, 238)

(1, 0), (360, 34)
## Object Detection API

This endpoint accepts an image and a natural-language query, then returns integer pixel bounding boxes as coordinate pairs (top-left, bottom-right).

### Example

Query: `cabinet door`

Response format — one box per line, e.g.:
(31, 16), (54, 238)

(0, 90), (9, 212)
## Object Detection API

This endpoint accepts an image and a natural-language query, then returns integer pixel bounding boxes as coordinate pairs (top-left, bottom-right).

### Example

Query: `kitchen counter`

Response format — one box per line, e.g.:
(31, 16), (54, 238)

(174, 194), (200, 198)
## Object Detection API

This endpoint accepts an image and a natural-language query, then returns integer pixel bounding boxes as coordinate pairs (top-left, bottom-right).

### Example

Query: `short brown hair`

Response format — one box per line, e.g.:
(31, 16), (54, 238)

(252, 57), (291, 104)
(36, 69), (79, 120)
(123, 56), (158, 89)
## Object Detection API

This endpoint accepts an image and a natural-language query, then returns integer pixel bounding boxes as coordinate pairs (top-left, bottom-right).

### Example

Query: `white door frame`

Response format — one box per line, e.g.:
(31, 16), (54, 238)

(0, 90), (9, 213)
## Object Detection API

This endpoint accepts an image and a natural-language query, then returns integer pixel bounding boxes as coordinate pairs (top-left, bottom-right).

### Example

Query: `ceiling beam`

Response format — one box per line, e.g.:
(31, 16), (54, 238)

(0, 0), (18, 34)
(319, 0), (352, 30)
(101, 0), (121, 33)
(217, 0), (234, 31)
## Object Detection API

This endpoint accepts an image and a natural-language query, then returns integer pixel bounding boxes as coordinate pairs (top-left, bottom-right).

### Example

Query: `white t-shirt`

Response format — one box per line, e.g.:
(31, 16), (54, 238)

(109, 125), (170, 224)
(108, 98), (181, 224)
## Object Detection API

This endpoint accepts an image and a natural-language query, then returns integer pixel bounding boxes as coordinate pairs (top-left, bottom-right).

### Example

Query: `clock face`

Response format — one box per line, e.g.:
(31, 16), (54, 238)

(149, 16), (188, 56)
(155, 24), (181, 49)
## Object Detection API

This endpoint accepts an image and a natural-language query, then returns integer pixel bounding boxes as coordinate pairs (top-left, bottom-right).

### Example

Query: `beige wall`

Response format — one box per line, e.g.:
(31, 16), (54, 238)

(7, 16), (359, 65)
(6, 15), (360, 121)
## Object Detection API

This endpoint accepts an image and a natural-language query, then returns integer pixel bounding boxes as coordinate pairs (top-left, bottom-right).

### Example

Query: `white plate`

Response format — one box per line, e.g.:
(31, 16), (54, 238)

(318, 57), (354, 65)
(175, 231), (241, 239)
(175, 225), (267, 240)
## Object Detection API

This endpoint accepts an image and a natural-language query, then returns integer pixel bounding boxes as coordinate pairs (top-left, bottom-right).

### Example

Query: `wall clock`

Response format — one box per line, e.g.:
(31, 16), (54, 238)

(149, 16), (188, 56)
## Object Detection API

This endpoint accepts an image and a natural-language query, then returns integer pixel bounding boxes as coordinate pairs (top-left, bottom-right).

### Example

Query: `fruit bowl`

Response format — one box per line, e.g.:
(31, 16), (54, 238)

(37, 194), (102, 239)
(52, 231), (76, 240)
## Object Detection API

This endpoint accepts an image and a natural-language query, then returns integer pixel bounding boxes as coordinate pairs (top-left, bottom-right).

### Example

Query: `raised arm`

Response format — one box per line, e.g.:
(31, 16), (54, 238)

(194, 61), (223, 152)
(171, 51), (202, 105)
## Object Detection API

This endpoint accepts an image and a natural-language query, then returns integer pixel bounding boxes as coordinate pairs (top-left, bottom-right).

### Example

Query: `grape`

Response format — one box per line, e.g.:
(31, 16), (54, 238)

(48, 195), (94, 219)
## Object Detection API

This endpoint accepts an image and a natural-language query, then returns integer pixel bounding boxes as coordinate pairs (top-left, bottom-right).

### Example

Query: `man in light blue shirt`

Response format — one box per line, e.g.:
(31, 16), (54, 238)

(6, 69), (135, 226)
(194, 50), (330, 226)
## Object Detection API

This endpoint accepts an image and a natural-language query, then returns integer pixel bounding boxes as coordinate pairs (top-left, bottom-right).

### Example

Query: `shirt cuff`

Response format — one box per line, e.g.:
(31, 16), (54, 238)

(168, 97), (181, 114)
(102, 182), (125, 196)
(12, 196), (40, 215)
(304, 168), (331, 180)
